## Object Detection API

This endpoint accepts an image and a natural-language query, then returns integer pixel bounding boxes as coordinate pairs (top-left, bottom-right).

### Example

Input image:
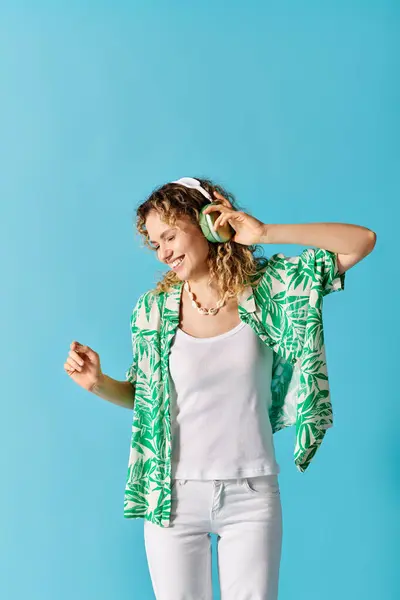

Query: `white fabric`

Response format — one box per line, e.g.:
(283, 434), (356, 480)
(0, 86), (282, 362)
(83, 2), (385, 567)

(168, 321), (280, 479)
(144, 475), (283, 599)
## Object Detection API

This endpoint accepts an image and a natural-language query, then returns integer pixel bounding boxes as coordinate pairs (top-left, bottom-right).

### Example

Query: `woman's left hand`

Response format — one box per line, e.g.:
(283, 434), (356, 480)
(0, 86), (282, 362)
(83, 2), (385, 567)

(203, 191), (268, 246)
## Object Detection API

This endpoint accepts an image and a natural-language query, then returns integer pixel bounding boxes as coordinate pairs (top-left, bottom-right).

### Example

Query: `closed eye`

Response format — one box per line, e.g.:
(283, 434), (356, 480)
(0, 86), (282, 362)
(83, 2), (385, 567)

(152, 236), (175, 251)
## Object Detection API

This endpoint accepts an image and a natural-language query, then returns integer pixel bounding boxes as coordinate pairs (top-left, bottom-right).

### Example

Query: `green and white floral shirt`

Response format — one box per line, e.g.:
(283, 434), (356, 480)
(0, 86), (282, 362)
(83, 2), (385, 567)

(124, 247), (345, 527)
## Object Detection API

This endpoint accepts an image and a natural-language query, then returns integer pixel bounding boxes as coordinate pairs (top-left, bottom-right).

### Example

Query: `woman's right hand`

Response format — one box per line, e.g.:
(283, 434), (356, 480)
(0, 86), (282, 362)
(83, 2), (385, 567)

(64, 341), (102, 392)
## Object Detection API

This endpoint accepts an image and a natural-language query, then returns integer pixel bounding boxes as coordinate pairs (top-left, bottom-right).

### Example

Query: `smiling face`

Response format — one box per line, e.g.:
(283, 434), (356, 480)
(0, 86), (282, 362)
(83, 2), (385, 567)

(145, 209), (210, 280)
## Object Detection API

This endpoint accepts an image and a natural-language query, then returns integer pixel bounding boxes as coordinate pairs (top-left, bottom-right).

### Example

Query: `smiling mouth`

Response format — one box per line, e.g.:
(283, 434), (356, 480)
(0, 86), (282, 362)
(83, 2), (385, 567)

(170, 255), (185, 269)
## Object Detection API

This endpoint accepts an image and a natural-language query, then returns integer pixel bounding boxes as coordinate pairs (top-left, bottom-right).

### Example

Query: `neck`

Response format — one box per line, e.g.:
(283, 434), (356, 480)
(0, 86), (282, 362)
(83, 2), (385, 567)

(185, 272), (221, 303)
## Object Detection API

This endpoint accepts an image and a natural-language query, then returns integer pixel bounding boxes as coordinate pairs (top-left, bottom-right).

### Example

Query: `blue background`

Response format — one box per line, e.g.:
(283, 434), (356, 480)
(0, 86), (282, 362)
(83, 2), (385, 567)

(1, 1), (398, 599)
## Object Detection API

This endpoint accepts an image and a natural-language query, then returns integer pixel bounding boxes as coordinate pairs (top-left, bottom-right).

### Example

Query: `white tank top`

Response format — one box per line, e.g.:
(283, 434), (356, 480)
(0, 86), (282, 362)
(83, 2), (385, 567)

(168, 320), (280, 479)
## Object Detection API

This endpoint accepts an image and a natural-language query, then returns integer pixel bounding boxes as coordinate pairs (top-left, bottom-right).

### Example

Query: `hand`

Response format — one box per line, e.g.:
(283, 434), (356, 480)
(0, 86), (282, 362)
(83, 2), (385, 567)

(64, 341), (102, 392)
(203, 191), (268, 246)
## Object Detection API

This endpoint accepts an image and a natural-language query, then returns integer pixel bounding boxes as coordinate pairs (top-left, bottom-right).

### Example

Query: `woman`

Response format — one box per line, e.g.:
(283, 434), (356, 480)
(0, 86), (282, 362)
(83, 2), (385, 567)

(64, 176), (376, 600)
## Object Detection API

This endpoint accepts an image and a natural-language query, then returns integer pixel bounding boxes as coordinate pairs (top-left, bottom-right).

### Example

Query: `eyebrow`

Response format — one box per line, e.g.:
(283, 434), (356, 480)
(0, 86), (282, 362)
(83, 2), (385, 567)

(149, 228), (176, 245)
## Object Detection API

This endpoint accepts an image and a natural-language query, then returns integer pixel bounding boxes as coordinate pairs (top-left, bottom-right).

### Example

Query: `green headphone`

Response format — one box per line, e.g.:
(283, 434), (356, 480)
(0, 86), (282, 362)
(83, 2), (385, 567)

(171, 177), (234, 243)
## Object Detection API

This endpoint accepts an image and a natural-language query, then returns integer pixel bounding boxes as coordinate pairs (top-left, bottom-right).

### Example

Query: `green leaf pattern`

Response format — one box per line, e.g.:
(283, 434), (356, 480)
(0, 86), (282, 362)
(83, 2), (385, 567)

(123, 247), (345, 527)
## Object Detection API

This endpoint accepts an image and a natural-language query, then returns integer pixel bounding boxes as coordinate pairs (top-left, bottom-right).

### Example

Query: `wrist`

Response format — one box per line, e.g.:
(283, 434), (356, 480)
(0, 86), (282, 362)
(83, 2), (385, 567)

(91, 372), (106, 394)
(258, 223), (270, 244)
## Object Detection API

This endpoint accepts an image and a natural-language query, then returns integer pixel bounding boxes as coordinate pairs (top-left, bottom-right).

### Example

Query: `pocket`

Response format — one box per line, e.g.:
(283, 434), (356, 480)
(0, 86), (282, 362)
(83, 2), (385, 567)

(243, 475), (280, 496)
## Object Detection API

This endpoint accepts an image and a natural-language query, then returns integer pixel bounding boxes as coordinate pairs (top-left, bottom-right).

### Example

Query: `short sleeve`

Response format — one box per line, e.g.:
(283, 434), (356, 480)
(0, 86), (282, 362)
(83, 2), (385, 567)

(303, 247), (345, 297)
(269, 247), (346, 298)
(125, 295), (143, 387)
(124, 290), (157, 387)
(125, 309), (137, 387)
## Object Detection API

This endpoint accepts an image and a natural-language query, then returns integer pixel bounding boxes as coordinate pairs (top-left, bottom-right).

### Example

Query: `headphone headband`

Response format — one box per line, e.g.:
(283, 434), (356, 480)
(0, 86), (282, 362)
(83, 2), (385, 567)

(171, 177), (212, 202)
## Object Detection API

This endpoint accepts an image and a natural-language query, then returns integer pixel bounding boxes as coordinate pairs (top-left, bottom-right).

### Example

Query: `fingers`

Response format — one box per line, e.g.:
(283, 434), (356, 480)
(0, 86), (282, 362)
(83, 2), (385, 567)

(214, 212), (236, 230)
(203, 203), (232, 216)
(70, 341), (97, 362)
(68, 349), (85, 372)
(213, 190), (232, 208)
(64, 363), (76, 375)
(203, 204), (236, 231)
(214, 214), (229, 229)
(65, 341), (99, 376)
(65, 358), (81, 373)
(64, 355), (78, 374)
(214, 209), (246, 230)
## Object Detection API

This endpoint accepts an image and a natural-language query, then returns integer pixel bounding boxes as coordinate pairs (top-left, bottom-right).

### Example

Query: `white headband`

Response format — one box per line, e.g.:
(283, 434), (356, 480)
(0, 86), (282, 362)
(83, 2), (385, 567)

(171, 177), (212, 202)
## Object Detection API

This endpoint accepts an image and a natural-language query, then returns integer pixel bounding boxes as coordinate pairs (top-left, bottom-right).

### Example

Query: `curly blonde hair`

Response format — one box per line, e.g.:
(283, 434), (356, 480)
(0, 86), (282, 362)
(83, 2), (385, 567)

(135, 177), (268, 303)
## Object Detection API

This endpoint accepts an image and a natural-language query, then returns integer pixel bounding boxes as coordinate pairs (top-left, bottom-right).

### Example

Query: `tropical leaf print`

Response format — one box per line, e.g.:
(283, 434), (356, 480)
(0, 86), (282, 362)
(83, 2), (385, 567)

(123, 247), (345, 526)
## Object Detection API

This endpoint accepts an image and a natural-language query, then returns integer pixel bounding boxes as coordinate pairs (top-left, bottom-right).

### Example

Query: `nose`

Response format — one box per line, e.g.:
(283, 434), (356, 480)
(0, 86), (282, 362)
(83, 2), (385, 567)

(159, 247), (173, 263)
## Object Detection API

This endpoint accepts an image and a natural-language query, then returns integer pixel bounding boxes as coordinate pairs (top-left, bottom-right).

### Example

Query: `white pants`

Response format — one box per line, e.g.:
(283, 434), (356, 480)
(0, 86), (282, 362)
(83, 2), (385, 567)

(143, 474), (283, 600)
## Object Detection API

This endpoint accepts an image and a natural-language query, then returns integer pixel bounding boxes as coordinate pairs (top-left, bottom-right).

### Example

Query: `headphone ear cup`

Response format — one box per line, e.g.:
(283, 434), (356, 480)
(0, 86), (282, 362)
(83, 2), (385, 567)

(199, 206), (220, 242)
(199, 204), (234, 243)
